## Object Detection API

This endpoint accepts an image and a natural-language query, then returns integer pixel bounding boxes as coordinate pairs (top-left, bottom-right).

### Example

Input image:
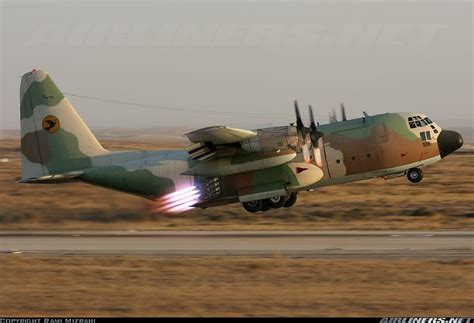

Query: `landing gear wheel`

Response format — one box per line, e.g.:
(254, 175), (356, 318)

(260, 200), (272, 212)
(283, 192), (298, 208)
(407, 168), (423, 183)
(267, 196), (287, 209)
(242, 200), (262, 213)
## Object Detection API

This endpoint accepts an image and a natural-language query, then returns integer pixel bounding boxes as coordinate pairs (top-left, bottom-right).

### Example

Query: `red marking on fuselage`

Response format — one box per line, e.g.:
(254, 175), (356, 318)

(296, 167), (307, 174)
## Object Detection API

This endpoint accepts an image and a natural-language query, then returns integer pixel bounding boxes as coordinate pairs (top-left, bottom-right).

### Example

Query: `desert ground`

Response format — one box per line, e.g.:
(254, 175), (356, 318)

(1, 255), (473, 316)
(0, 138), (472, 230)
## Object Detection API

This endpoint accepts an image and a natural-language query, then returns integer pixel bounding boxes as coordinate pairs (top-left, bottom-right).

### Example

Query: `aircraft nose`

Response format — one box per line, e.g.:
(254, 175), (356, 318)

(437, 130), (463, 158)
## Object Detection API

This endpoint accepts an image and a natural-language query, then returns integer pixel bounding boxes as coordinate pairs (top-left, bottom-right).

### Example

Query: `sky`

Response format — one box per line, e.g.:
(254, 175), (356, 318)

(1, 0), (472, 130)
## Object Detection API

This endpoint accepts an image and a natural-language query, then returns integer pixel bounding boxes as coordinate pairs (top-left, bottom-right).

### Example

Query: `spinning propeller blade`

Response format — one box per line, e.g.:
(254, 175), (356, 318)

(341, 103), (347, 121)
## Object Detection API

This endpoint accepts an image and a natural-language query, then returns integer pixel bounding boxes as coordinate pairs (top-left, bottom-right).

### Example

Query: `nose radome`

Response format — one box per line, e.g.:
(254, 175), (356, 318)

(437, 130), (463, 158)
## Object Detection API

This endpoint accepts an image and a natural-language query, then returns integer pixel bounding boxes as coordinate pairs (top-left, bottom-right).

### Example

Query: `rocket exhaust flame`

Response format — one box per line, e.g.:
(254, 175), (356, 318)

(162, 186), (195, 199)
(155, 186), (201, 214)
(163, 192), (200, 210)
(162, 188), (200, 203)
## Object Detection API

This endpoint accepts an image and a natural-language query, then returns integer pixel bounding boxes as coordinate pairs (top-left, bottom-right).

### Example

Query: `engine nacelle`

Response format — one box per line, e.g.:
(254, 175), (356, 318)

(182, 149), (297, 177)
(237, 161), (324, 203)
(285, 162), (324, 190)
(240, 126), (298, 152)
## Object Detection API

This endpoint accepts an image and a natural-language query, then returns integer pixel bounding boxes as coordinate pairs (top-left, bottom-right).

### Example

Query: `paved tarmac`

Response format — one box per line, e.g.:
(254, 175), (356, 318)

(1, 230), (472, 258)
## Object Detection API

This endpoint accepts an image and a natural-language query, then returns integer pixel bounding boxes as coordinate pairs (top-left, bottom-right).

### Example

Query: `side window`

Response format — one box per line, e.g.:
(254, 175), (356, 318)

(408, 117), (413, 121)
(424, 117), (433, 124)
(409, 122), (416, 129)
(420, 131), (432, 141)
(430, 125), (439, 134)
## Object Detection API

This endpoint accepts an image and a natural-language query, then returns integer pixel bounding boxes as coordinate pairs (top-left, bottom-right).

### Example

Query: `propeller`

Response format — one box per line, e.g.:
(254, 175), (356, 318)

(308, 105), (324, 167)
(294, 100), (305, 131)
(329, 103), (348, 123)
(294, 100), (311, 162)
(341, 103), (347, 121)
(293, 101), (324, 166)
(329, 108), (338, 123)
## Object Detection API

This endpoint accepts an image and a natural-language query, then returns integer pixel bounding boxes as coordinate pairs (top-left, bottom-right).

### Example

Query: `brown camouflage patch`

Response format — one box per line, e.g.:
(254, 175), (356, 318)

(325, 124), (439, 176)
(21, 131), (51, 164)
(378, 127), (439, 170)
(325, 125), (381, 175)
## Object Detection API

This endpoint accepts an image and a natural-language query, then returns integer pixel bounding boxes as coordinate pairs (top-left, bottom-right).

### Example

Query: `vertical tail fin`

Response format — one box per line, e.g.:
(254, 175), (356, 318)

(20, 69), (107, 180)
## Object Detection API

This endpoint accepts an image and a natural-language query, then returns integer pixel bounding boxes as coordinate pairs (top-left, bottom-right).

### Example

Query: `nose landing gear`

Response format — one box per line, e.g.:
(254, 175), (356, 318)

(407, 167), (423, 183)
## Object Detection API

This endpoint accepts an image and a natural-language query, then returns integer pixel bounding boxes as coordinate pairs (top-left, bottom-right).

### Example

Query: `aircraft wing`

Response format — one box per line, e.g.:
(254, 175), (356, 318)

(185, 126), (257, 145)
(185, 126), (257, 160)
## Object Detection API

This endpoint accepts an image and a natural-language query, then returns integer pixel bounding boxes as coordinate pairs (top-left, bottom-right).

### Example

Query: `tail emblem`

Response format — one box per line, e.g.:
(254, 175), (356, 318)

(42, 115), (60, 133)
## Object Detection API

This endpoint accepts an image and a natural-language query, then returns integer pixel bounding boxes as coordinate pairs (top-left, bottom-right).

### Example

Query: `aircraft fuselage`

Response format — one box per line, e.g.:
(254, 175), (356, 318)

(77, 112), (462, 211)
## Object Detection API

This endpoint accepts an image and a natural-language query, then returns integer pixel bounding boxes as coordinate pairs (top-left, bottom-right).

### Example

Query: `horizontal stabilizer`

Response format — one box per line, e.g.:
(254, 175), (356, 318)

(19, 171), (84, 184)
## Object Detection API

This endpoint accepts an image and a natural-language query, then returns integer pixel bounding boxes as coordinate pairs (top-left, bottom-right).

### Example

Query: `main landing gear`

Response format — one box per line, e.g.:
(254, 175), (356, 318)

(406, 167), (423, 183)
(242, 192), (298, 213)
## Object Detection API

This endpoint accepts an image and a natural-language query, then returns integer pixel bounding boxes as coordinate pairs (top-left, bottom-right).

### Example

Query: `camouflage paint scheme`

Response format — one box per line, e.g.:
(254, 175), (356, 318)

(19, 70), (457, 209)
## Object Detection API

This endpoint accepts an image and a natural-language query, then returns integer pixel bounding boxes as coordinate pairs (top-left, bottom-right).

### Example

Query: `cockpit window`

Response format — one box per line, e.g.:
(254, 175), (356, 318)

(408, 115), (432, 129)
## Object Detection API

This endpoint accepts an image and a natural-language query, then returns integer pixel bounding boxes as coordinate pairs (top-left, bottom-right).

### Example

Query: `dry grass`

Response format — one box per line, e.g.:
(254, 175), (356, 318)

(0, 255), (472, 317)
(1, 138), (473, 230)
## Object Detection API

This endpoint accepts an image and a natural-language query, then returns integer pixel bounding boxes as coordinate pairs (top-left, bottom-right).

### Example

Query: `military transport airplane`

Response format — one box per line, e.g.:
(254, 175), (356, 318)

(19, 70), (463, 213)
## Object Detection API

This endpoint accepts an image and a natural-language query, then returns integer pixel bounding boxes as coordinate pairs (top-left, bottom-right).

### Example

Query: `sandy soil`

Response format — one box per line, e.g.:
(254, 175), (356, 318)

(0, 255), (472, 317)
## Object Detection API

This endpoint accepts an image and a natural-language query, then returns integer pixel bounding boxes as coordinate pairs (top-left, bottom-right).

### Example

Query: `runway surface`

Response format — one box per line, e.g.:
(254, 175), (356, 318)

(1, 231), (472, 258)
